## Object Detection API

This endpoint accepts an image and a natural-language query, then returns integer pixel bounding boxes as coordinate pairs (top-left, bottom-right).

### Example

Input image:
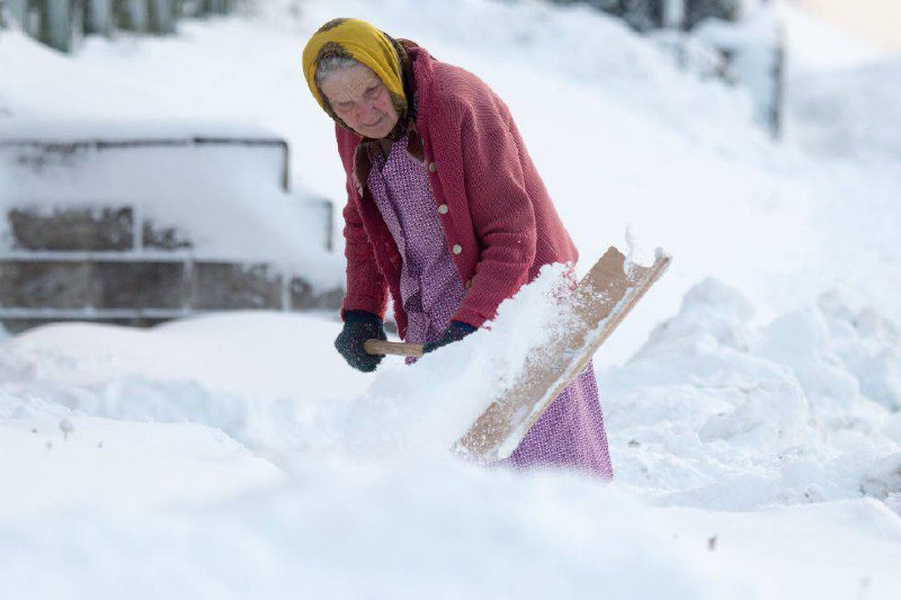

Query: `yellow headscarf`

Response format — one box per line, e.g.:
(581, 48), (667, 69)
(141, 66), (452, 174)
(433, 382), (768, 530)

(302, 18), (407, 128)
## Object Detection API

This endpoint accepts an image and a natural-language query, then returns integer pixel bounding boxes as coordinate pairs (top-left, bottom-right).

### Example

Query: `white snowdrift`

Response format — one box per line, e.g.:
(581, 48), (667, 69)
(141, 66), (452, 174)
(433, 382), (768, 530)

(603, 279), (901, 511)
(1, 274), (900, 597)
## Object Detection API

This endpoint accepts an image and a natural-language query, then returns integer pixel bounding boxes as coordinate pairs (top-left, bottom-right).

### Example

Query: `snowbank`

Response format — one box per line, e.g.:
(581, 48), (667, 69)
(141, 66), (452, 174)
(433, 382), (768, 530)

(0, 458), (755, 600)
(1, 278), (899, 597)
(604, 279), (901, 510)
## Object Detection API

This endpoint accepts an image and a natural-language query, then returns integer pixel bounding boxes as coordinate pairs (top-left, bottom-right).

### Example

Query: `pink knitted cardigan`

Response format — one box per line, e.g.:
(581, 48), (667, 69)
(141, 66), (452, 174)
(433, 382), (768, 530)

(334, 44), (578, 338)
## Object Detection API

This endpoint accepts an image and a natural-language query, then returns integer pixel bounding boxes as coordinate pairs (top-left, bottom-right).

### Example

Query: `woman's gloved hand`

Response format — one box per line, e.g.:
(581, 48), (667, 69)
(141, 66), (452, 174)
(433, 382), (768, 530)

(423, 321), (478, 354)
(334, 310), (387, 372)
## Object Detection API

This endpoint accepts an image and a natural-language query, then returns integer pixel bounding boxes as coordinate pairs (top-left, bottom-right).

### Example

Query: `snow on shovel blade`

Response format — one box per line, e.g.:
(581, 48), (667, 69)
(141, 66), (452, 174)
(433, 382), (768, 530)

(363, 246), (671, 464)
(457, 246), (671, 463)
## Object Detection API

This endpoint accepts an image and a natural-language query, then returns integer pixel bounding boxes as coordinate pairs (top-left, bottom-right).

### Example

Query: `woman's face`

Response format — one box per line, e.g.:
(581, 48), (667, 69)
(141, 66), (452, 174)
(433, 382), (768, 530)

(319, 62), (400, 139)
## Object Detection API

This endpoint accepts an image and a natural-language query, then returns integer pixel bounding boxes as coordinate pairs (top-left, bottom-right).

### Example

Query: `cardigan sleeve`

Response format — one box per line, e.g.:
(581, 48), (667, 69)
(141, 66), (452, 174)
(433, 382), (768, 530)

(450, 93), (538, 328)
(340, 175), (390, 321)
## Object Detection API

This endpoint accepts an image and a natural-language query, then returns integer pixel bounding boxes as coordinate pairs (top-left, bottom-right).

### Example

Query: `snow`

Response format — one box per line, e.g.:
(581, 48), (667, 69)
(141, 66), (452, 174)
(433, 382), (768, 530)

(787, 55), (901, 160)
(1, 0), (900, 597)
(604, 279), (900, 511)
(0, 31), (341, 286)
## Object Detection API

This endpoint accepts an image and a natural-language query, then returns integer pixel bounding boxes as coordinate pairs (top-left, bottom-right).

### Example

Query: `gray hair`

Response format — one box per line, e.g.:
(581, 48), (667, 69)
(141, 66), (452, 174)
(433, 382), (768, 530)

(314, 55), (362, 88)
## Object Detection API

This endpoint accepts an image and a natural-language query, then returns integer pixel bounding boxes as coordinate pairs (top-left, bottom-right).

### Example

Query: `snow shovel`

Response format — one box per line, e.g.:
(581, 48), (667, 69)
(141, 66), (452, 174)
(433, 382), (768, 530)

(363, 246), (671, 462)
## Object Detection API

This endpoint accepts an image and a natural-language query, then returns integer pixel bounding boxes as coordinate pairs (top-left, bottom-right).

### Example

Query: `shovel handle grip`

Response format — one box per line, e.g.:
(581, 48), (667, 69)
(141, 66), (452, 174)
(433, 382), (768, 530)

(364, 339), (424, 358)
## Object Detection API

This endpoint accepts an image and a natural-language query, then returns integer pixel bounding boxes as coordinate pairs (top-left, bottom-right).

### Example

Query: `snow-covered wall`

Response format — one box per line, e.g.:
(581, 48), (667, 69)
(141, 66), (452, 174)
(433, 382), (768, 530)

(0, 119), (332, 262)
(0, 118), (343, 272)
(0, 119), (344, 332)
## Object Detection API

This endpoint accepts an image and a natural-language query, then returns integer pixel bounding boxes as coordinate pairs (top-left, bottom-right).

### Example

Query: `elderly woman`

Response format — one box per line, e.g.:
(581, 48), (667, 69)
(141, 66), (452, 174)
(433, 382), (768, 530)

(302, 18), (612, 479)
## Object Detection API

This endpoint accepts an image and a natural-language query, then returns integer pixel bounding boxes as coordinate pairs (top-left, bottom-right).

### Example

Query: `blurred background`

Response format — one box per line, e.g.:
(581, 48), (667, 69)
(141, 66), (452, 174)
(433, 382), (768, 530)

(0, 0), (898, 344)
(800, 0), (901, 50)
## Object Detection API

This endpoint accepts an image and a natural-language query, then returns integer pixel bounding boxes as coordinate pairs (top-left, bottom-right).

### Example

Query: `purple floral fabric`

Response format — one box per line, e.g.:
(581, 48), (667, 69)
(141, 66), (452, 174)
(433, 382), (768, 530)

(367, 136), (613, 480)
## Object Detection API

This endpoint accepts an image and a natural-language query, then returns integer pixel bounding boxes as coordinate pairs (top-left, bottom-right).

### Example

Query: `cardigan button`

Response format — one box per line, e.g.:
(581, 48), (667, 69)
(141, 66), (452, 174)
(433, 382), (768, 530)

(452, 244), (463, 255)
(437, 204), (449, 214)
(465, 279), (473, 290)
(428, 162), (437, 172)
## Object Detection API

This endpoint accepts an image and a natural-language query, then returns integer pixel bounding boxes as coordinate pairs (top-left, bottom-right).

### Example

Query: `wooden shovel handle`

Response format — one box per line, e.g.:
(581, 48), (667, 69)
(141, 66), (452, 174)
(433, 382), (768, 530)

(364, 339), (424, 358)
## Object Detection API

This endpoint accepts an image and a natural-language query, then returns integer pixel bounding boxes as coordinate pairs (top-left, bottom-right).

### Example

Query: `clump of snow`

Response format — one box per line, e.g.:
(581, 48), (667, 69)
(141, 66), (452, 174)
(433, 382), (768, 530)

(344, 264), (577, 460)
(603, 278), (900, 510)
(818, 292), (901, 413)
(860, 455), (901, 512)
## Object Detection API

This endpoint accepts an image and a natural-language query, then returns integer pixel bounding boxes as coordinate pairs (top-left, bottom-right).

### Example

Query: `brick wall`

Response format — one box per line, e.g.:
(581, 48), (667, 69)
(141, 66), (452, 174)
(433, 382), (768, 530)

(0, 132), (343, 334)
(0, 205), (342, 334)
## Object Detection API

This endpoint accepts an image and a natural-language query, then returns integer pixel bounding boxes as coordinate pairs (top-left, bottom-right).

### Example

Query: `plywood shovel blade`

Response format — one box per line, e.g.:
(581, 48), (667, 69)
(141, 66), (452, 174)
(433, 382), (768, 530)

(456, 246), (671, 462)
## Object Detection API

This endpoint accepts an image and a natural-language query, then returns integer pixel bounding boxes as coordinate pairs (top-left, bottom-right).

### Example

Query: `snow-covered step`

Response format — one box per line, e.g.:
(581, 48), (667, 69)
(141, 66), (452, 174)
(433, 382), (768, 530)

(0, 120), (343, 333)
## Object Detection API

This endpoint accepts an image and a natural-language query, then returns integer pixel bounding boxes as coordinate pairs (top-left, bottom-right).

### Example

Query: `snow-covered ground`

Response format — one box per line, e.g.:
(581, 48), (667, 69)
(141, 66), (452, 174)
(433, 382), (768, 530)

(1, 0), (899, 597)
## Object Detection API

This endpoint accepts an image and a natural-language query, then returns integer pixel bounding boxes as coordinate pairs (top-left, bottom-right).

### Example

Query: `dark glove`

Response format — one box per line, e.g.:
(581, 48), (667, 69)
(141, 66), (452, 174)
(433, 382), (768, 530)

(423, 321), (477, 354)
(334, 310), (387, 372)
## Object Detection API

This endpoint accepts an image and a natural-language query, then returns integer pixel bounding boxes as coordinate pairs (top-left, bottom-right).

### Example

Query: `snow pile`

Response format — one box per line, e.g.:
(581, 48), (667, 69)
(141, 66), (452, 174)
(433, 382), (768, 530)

(0, 400), (283, 518)
(343, 263), (576, 460)
(1, 279), (900, 596)
(603, 279), (901, 510)
(0, 313), (371, 462)
(0, 458), (755, 600)
(0, 265), (585, 463)
(817, 293), (901, 414)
